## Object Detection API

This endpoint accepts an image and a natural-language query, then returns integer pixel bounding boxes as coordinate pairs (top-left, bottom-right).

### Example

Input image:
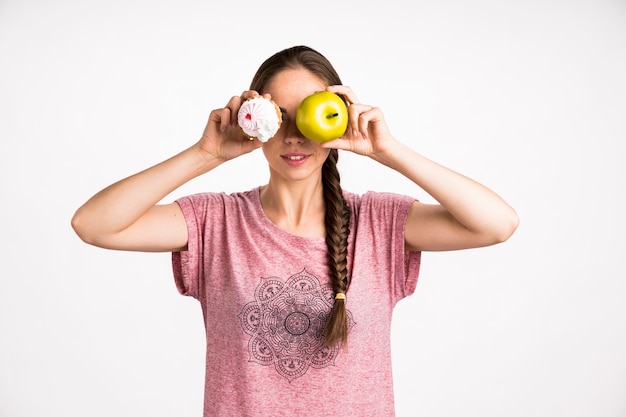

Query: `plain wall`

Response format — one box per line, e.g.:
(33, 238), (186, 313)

(1, 0), (625, 416)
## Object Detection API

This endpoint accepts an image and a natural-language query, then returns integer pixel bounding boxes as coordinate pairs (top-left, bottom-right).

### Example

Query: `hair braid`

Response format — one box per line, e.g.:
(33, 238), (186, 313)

(247, 45), (352, 346)
(322, 149), (351, 347)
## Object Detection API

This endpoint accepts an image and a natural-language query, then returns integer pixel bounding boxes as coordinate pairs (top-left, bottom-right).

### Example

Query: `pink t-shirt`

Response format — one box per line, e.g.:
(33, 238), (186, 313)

(172, 187), (421, 417)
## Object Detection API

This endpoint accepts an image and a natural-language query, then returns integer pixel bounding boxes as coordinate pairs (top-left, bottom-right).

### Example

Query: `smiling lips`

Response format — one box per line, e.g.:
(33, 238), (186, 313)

(282, 153), (309, 165)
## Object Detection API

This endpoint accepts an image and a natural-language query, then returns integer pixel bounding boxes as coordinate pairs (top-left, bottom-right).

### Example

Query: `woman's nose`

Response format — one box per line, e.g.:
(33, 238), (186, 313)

(283, 123), (306, 144)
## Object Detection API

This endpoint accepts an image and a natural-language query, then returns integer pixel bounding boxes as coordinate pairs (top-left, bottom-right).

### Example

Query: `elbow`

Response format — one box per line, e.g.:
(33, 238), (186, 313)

(70, 208), (98, 246)
(492, 210), (520, 244)
(70, 209), (88, 243)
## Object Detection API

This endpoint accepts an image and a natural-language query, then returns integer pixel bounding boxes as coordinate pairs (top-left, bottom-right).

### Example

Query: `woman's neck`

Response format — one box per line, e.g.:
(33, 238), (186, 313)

(260, 177), (326, 238)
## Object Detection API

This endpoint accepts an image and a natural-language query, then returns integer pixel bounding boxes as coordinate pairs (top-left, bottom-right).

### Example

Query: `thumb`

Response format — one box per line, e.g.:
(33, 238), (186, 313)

(242, 138), (263, 153)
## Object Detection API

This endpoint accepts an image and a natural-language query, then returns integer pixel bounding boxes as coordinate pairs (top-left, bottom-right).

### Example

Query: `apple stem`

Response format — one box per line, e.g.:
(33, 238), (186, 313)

(326, 113), (339, 119)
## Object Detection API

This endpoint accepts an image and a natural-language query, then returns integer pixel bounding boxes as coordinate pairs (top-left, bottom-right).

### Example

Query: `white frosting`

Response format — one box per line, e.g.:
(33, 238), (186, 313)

(237, 97), (281, 141)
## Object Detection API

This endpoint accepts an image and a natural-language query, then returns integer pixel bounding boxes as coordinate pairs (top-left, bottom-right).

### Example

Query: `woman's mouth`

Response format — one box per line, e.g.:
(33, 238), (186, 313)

(282, 153), (309, 166)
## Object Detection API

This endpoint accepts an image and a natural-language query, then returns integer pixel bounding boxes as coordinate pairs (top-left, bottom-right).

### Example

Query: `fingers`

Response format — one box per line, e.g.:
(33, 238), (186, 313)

(326, 85), (359, 105)
(347, 103), (379, 139)
(326, 85), (375, 138)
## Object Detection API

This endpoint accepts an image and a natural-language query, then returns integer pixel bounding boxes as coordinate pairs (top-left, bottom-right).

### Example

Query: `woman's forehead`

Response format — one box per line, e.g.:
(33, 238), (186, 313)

(263, 68), (326, 93)
(264, 69), (326, 108)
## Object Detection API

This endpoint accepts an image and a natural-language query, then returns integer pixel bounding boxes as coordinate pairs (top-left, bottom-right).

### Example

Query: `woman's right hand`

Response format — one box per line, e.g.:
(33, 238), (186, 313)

(196, 90), (266, 162)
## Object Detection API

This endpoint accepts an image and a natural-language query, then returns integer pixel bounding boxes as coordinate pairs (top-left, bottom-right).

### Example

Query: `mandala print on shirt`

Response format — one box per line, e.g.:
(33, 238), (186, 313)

(238, 268), (355, 382)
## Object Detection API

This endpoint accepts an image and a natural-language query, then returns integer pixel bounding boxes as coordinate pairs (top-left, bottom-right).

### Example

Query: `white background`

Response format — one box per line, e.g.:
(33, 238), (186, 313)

(1, 1), (625, 416)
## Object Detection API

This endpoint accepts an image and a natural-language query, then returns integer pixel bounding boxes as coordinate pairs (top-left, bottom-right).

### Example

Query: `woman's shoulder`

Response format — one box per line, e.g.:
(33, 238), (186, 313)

(343, 189), (415, 208)
(177, 187), (261, 208)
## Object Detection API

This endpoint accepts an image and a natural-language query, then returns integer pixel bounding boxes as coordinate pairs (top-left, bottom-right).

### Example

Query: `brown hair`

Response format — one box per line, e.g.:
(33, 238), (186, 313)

(249, 46), (351, 347)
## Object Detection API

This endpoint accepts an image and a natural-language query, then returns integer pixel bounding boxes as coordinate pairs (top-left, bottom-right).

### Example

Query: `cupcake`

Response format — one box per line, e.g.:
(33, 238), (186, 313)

(237, 97), (283, 141)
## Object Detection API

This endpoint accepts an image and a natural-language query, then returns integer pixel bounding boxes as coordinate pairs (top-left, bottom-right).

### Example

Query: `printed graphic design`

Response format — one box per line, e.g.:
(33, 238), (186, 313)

(238, 268), (355, 382)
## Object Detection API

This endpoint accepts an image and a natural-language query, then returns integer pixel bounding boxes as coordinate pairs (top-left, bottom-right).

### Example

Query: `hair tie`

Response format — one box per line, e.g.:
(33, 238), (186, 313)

(334, 292), (346, 301)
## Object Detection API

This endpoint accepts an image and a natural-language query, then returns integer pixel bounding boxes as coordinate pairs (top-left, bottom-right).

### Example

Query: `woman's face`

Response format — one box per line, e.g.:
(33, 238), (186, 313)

(261, 68), (331, 183)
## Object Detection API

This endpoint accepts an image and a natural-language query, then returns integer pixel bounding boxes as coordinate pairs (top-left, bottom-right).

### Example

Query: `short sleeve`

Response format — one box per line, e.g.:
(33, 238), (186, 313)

(393, 195), (421, 298)
(356, 192), (421, 303)
(171, 192), (226, 299)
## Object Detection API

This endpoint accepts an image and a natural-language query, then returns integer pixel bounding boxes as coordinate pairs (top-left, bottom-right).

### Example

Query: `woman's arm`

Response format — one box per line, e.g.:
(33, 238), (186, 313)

(71, 145), (221, 252)
(372, 141), (519, 251)
(324, 85), (519, 252)
(71, 92), (264, 252)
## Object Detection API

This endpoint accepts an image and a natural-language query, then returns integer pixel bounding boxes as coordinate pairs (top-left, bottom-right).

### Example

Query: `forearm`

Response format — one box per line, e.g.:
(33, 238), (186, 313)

(72, 144), (222, 240)
(372, 140), (518, 239)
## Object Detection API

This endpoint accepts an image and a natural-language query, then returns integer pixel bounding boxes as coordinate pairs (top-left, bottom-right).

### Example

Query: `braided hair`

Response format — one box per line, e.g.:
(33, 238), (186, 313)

(250, 45), (351, 347)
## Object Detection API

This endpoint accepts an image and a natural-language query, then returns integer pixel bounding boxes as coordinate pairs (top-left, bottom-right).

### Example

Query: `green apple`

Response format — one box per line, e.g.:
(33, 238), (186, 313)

(295, 91), (348, 143)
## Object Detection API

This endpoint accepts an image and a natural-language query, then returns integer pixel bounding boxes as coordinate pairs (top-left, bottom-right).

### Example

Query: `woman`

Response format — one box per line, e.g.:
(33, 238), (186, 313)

(72, 45), (518, 416)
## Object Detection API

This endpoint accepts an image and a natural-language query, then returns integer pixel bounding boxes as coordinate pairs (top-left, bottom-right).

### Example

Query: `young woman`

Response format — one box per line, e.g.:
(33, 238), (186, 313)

(72, 45), (518, 416)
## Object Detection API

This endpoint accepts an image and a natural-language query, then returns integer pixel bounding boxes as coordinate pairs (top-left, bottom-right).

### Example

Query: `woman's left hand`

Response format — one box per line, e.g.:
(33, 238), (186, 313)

(321, 85), (397, 158)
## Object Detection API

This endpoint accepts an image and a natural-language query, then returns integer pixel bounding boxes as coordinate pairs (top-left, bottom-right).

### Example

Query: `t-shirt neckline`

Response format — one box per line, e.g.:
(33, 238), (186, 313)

(252, 186), (327, 246)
